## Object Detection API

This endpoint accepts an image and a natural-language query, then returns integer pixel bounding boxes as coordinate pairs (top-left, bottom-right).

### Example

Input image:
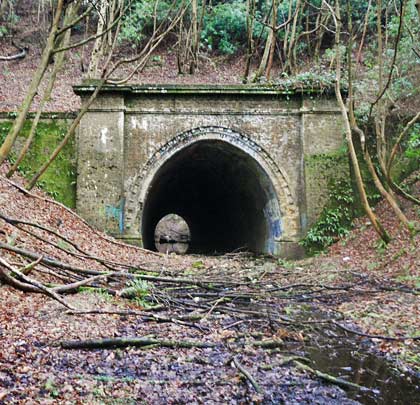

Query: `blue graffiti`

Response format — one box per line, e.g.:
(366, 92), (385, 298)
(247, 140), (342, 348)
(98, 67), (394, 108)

(271, 218), (282, 238)
(266, 218), (282, 254)
(105, 199), (125, 233)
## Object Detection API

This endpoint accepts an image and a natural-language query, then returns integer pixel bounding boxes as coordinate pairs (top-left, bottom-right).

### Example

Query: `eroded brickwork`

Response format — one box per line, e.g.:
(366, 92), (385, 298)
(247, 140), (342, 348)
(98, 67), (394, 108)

(74, 85), (347, 257)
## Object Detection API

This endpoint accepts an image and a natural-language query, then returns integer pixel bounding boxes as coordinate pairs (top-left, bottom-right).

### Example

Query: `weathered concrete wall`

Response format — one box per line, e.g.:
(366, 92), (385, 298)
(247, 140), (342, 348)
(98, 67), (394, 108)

(74, 85), (347, 258)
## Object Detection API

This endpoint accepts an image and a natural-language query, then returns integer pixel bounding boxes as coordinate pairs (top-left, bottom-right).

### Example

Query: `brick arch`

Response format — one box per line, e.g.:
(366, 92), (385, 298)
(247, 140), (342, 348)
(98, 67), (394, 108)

(125, 126), (300, 254)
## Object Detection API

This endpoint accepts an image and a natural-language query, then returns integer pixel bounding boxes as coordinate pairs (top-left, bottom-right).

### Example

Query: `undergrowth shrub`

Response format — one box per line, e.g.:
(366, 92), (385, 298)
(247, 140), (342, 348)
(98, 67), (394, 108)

(119, 0), (177, 46)
(406, 123), (420, 159)
(201, 1), (248, 54)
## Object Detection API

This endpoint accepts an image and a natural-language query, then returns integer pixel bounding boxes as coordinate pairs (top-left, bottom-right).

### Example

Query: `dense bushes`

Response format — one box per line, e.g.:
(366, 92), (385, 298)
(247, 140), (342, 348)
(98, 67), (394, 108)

(201, 1), (248, 54)
(119, 0), (180, 46)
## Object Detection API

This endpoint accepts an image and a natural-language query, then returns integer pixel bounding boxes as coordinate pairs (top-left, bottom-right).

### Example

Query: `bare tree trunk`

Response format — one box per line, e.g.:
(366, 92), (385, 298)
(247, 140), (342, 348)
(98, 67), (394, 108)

(282, 0), (292, 60)
(0, 0), (65, 165)
(0, 0), (10, 21)
(177, 17), (185, 74)
(375, 0), (388, 175)
(189, 0), (198, 73)
(254, 0), (277, 81)
(362, 143), (412, 231)
(265, 0), (278, 79)
(254, 33), (272, 80)
(6, 2), (78, 178)
(329, 0), (390, 243)
(356, 0), (372, 64)
(26, 80), (106, 190)
(284, 0), (301, 74)
(243, 0), (256, 81)
(86, 0), (108, 78)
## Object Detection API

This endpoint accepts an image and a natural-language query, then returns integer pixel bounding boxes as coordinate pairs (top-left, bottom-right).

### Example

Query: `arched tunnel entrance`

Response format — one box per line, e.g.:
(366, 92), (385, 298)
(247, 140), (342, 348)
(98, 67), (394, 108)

(141, 139), (282, 254)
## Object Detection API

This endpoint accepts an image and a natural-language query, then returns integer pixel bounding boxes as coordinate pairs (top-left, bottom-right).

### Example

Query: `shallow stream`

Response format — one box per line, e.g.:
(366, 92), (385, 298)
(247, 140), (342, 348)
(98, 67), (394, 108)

(300, 319), (420, 404)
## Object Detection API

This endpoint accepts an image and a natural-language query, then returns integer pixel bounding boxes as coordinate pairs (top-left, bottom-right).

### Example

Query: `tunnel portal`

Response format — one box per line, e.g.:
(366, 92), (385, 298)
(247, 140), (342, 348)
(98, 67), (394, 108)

(141, 140), (280, 254)
(75, 84), (348, 258)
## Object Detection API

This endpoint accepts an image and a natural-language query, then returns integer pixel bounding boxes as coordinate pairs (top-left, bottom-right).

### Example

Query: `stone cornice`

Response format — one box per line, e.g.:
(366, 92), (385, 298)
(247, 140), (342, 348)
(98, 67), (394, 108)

(73, 83), (337, 97)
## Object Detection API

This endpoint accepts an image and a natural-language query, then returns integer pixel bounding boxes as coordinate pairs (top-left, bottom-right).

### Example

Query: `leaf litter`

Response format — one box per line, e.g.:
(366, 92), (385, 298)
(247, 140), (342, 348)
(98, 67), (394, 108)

(0, 164), (419, 404)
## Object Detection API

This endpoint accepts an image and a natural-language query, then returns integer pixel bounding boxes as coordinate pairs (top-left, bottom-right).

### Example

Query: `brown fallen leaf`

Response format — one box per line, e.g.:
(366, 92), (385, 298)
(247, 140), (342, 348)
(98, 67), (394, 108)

(0, 390), (9, 401)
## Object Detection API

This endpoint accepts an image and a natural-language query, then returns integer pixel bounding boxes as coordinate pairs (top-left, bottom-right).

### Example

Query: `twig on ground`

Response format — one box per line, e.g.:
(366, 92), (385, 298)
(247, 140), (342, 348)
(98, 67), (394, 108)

(332, 321), (420, 341)
(232, 356), (263, 394)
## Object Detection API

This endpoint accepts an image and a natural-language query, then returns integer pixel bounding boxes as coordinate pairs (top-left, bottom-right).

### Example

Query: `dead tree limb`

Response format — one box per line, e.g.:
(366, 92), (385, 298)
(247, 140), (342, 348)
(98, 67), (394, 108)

(60, 336), (216, 350)
(0, 257), (76, 309)
(0, 176), (161, 256)
(0, 260), (42, 293)
(0, 43), (28, 61)
(332, 321), (420, 341)
(293, 360), (367, 391)
(232, 356), (263, 394)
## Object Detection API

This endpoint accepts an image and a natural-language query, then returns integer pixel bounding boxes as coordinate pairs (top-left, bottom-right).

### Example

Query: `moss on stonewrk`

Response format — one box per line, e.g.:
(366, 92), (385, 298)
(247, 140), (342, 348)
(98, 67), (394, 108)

(0, 120), (76, 208)
(302, 149), (353, 254)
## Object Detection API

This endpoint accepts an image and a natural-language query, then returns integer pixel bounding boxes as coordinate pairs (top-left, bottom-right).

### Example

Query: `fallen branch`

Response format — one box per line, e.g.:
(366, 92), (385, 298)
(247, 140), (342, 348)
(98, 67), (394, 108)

(232, 356), (263, 394)
(65, 305), (166, 316)
(52, 274), (112, 293)
(0, 44), (28, 61)
(60, 336), (216, 350)
(0, 242), (107, 275)
(261, 356), (309, 369)
(0, 257), (76, 309)
(66, 309), (206, 330)
(293, 360), (368, 391)
(0, 175), (161, 256)
(332, 321), (420, 341)
(251, 339), (284, 349)
(0, 260), (41, 293)
(16, 255), (42, 276)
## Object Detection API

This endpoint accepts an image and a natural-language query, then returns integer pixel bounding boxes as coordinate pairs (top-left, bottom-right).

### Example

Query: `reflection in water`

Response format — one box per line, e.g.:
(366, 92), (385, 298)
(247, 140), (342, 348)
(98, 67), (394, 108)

(304, 330), (420, 404)
(154, 213), (190, 254)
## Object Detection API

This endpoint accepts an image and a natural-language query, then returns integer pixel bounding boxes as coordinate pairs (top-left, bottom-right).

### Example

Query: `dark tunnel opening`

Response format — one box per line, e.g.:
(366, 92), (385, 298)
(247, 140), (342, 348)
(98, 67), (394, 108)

(141, 140), (280, 254)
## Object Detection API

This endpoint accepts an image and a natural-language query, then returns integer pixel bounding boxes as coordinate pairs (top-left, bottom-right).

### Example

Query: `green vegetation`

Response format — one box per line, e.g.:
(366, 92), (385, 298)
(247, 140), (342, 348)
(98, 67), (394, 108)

(0, 119), (76, 207)
(78, 287), (114, 301)
(301, 177), (354, 255)
(44, 378), (60, 398)
(121, 278), (152, 307)
(406, 124), (420, 159)
(119, 0), (182, 46)
(201, 1), (250, 54)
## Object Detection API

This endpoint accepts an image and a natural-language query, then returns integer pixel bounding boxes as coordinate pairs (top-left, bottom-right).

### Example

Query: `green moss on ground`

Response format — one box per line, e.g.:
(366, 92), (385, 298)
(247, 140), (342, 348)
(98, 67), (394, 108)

(0, 119), (76, 208)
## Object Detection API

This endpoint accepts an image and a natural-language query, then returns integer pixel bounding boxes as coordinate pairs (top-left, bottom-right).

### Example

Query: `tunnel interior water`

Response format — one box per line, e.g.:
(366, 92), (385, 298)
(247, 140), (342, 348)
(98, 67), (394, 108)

(141, 140), (280, 254)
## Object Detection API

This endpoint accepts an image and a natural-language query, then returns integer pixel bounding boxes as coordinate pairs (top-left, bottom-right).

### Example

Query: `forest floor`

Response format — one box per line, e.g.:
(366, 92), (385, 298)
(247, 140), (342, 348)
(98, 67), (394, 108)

(0, 164), (419, 404)
(0, 35), (251, 113)
(1, 14), (420, 404)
